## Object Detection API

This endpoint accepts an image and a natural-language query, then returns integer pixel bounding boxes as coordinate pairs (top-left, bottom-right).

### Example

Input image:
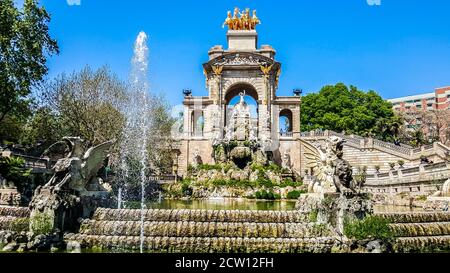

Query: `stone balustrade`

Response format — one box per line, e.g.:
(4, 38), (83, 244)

(301, 130), (450, 161)
(364, 161), (450, 194)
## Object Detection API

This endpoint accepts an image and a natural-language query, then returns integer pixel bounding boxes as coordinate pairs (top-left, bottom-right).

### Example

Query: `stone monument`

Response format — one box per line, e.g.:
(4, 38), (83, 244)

(296, 136), (373, 234)
(174, 7), (302, 176)
(27, 137), (114, 248)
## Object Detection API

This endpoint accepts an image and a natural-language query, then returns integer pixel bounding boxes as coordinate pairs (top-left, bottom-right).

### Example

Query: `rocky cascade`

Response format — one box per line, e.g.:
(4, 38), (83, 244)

(0, 206), (30, 218)
(0, 206), (30, 251)
(0, 206), (30, 231)
(64, 208), (336, 253)
(377, 212), (450, 252)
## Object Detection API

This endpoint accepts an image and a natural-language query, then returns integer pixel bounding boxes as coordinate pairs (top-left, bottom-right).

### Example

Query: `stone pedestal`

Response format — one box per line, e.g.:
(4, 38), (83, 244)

(296, 193), (373, 234)
(29, 186), (112, 237)
(227, 30), (257, 51)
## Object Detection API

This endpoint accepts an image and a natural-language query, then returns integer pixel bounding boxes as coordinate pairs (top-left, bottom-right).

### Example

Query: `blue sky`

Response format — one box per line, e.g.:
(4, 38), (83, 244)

(14, 0), (450, 106)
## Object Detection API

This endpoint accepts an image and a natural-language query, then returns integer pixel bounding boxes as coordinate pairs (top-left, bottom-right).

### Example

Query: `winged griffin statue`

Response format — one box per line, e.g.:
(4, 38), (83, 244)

(30, 137), (114, 216)
(302, 136), (356, 194)
(43, 137), (114, 192)
(25, 137), (115, 243)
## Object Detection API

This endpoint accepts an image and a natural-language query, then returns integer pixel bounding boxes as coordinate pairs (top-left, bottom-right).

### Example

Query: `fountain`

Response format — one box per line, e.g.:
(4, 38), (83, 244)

(117, 31), (151, 253)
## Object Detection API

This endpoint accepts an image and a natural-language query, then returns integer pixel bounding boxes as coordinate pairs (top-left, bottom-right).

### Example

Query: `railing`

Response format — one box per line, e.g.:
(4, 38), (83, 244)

(301, 129), (449, 159)
(402, 167), (420, 175)
(424, 161), (447, 171)
(190, 131), (204, 138)
(372, 139), (412, 156)
(280, 132), (293, 138)
(4, 153), (50, 173)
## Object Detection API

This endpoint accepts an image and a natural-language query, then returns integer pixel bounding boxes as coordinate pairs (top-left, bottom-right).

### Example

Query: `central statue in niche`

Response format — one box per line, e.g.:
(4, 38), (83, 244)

(225, 91), (255, 142)
(214, 91), (265, 169)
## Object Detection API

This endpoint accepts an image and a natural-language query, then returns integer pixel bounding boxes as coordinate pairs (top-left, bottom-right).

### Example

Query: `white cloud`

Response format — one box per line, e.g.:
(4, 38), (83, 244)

(67, 0), (81, 5)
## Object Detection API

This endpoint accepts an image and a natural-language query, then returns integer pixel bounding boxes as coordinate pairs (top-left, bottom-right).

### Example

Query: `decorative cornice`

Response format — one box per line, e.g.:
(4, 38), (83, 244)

(203, 52), (280, 75)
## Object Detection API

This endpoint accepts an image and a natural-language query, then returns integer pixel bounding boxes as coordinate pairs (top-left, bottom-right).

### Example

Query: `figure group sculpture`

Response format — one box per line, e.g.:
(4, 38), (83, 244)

(223, 8), (260, 31)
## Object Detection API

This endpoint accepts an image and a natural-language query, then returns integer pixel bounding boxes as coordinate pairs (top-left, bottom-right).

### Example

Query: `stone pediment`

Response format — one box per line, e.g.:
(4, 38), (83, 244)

(203, 52), (279, 73)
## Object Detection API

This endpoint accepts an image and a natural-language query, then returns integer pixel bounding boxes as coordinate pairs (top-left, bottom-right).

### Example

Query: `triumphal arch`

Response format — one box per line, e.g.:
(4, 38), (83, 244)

(174, 8), (302, 176)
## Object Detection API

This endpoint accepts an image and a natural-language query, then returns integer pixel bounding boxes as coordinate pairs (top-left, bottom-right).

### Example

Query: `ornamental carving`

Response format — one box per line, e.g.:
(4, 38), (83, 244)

(213, 55), (269, 67)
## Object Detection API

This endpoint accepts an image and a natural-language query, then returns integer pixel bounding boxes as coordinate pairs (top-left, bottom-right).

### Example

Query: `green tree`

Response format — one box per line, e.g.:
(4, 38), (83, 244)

(19, 106), (67, 155)
(39, 66), (127, 146)
(301, 83), (398, 141)
(0, 0), (59, 123)
(146, 94), (176, 174)
(0, 156), (31, 193)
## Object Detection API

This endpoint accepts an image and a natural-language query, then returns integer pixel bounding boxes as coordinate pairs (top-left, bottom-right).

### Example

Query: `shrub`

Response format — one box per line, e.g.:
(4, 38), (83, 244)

(253, 190), (279, 200)
(256, 178), (274, 188)
(197, 164), (224, 171)
(397, 160), (405, 167)
(280, 178), (303, 188)
(255, 191), (262, 199)
(181, 182), (193, 196)
(343, 215), (393, 241)
(286, 190), (305, 199)
(30, 212), (53, 235)
(309, 210), (318, 222)
(11, 218), (30, 233)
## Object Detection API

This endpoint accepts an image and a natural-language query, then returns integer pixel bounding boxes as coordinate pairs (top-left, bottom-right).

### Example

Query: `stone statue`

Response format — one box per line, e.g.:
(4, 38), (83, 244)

(37, 137), (113, 193)
(27, 137), (114, 244)
(431, 178), (450, 197)
(192, 149), (202, 168)
(302, 136), (356, 194)
(281, 150), (291, 171)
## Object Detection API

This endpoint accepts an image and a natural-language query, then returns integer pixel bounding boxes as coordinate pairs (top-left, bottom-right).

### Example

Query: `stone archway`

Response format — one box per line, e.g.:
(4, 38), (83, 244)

(224, 83), (259, 130)
(279, 108), (293, 134)
(225, 83), (259, 104)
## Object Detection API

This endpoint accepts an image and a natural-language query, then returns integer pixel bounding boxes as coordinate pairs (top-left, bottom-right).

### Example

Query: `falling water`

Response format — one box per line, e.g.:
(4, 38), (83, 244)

(118, 31), (150, 254)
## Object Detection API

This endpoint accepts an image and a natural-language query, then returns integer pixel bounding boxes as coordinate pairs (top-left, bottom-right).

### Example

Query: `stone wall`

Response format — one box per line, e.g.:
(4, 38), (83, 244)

(177, 139), (214, 175)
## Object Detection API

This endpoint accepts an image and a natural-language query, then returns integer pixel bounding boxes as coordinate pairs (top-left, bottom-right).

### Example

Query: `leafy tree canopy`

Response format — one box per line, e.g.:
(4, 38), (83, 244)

(0, 0), (58, 123)
(301, 83), (400, 141)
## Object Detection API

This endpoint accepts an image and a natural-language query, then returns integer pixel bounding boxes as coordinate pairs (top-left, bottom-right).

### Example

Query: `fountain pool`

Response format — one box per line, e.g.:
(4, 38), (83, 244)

(120, 198), (425, 213)
(123, 198), (298, 211)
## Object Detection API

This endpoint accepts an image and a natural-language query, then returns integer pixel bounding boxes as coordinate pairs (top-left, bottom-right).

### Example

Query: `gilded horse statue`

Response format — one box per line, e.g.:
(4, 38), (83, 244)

(223, 8), (260, 30)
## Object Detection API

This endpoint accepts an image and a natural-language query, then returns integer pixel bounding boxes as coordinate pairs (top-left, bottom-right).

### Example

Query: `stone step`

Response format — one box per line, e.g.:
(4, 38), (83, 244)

(93, 208), (306, 223)
(393, 235), (450, 253)
(79, 220), (332, 238)
(0, 216), (29, 233)
(376, 212), (450, 223)
(389, 222), (450, 237)
(64, 234), (336, 253)
(0, 206), (30, 218)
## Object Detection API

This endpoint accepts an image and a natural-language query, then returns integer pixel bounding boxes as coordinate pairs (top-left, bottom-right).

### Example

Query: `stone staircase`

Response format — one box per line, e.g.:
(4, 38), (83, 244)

(64, 208), (337, 253)
(377, 212), (450, 252)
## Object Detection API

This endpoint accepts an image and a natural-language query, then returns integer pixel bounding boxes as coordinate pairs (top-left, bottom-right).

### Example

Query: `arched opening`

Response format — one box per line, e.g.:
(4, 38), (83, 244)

(279, 109), (293, 136)
(224, 83), (259, 130)
(191, 110), (204, 137)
